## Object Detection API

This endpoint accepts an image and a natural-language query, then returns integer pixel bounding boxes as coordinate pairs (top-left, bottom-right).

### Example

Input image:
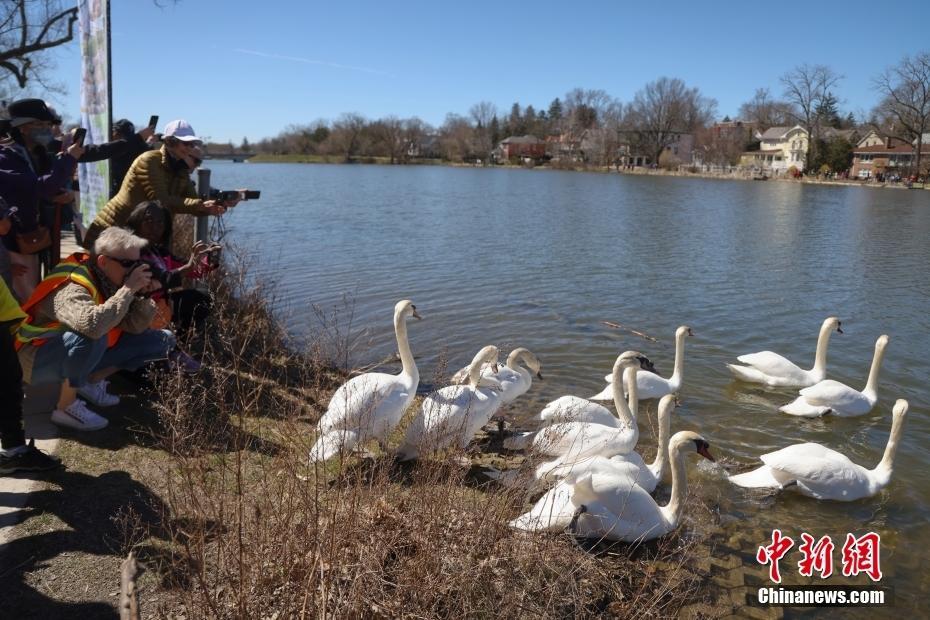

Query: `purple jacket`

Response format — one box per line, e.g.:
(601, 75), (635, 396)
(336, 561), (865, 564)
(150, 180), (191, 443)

(0, 141), (77, 253)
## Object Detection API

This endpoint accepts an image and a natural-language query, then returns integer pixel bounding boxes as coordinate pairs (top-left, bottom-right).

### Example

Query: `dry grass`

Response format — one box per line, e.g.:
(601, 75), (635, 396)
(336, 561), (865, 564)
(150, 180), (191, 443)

(124, 254), (711, 619)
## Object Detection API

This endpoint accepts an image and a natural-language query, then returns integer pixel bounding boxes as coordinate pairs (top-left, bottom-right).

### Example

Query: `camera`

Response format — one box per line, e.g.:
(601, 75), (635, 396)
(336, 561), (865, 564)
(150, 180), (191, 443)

(209, 189), (261, 205)
(131, 260), (172, 296)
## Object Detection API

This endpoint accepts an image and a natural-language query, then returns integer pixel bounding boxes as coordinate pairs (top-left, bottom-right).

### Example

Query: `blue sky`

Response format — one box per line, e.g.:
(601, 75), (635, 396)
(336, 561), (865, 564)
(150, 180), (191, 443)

(28, 0), (930, 143)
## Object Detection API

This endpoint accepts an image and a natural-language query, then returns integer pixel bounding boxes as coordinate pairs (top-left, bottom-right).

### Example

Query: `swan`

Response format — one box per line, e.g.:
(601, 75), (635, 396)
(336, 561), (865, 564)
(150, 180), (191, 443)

(523, 352), (645, 464)
(726, 317), (843, 387)
(542, 394), (676, 493)
(503, 351), (645, 454)
(730, 399), (909, 501)
(450, 348), (543, 405)
(590, 326), (692, 401)
(309, 300), (422, 463)
(510, 431), (715, 542)
(397, 345), (503, 461)
(780, 334), (889, 417)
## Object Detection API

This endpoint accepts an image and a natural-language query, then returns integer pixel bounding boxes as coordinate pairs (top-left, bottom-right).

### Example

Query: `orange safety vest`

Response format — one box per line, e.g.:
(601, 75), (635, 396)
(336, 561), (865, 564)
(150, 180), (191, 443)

(14, 253), (123, 351)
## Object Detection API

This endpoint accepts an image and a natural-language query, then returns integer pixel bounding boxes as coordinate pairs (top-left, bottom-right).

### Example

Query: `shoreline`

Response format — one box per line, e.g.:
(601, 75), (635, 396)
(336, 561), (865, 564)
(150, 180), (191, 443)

(230, 155), (927, 191)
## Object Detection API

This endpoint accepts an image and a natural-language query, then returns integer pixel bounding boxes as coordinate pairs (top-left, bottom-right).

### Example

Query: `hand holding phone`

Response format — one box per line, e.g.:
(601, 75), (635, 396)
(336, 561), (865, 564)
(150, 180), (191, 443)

(148, 115), (158, 130)
(72, 127), (87, 146)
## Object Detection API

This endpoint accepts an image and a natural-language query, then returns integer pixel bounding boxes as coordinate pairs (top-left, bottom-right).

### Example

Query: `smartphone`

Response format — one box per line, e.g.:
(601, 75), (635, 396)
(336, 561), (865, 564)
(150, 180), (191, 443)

(148, 115), (158, 129)
(72, 127), (87, 146)
(0, 205), (18, 219)
(241, 190), (261, 200)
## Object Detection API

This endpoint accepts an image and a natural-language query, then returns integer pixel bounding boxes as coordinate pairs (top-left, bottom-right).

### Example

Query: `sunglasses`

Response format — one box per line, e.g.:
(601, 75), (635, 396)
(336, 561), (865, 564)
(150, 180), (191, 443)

(105, 256), (140, 269)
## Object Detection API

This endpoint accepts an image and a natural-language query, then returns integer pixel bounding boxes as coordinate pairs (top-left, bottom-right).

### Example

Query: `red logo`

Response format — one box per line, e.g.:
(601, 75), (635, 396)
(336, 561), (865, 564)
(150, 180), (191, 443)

(841, 532), (882, 582)
(756, 529), (795, 584)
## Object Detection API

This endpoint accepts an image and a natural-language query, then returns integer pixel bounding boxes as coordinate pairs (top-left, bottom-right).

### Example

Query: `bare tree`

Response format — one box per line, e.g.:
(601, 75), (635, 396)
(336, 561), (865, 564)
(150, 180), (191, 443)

(780, 64), (842, 168)
(401, 117), (431, 159)
(563, 88), (611, 139)
(738, 88), (795, 128)
(873, 51), (930, 177)
(328, 112), (367, 161)
(372, 115), (405, 164)
(624, 77), (716, 165)
(0, 0), (78, 91)
(468, 101), (497, 160)
(438, 113), (474, 162)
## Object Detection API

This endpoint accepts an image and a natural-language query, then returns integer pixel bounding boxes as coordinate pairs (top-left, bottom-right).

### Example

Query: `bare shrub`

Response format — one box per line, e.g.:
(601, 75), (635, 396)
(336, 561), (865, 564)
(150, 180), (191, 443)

(131, 250), (706, 618)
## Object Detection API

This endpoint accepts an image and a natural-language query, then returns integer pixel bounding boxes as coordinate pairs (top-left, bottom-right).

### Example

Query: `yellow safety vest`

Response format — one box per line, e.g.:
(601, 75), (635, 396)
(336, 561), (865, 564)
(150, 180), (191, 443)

(14, 253), (122, 351)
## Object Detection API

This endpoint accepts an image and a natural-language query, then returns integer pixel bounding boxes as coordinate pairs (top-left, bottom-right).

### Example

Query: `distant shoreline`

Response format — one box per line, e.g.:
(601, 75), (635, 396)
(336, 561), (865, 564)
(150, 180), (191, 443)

(227, 154), (926, 191)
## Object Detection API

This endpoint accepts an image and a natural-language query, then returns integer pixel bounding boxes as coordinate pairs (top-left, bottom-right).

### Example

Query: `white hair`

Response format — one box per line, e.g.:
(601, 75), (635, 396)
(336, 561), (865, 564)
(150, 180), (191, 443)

(93, 226), (148, 256)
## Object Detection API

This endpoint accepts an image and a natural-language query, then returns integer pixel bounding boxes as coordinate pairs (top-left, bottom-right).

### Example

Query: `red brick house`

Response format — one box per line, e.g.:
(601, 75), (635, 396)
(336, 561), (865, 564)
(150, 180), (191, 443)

(851, 135), (930, 179)
(497, 135), (546, 160)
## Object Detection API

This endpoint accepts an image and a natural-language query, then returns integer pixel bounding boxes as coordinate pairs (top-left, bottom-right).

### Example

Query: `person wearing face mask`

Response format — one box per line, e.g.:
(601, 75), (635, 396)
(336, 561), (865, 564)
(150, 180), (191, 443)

(15, 226), (175, 431)
(82, 119), (236, 250)
(0, 98), (85, 301)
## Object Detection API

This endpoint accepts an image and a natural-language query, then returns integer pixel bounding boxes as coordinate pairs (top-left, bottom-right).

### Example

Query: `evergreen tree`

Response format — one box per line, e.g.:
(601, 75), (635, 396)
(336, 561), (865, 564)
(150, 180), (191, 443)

(548, 98), (563, 132)
(816, 91), (841, 128)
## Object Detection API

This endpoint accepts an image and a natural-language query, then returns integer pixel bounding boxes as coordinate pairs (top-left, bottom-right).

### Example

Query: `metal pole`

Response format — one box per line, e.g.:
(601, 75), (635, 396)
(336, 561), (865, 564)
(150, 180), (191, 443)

(195, 168), (211, 243)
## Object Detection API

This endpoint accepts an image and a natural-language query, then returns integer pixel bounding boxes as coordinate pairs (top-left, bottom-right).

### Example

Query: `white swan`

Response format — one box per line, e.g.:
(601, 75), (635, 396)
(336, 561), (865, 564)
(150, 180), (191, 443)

(397, 345), (503, 461)
(510, 431), (715, 542)
(503, 351), (645, 454)
(590, 326), (692, 401)
(730, 399), (908, 501)
(525, 352), (645, 465)
(780, 335), (889, 417)
(451, 347), (543, 404)
(727, 317), (843, 387)
(310, 300), (421, 463)
(544, 394), (676, 493)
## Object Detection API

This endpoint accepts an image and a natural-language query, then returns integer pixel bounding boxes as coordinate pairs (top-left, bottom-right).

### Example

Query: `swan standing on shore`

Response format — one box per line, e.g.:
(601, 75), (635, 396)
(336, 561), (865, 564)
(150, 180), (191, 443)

(397, 345), (503, 461)
(309, 300), (421, 463)
(451, 347), (543, 405)
(511, 431), (715, 542)
(780, 335), (889, 417)
(730, 399), (908, 500)
(590, 326), (692, 401)
(727, 317), (843, 387)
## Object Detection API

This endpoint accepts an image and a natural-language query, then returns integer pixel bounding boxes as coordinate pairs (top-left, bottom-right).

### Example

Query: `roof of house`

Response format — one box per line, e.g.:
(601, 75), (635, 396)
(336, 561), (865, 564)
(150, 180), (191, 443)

(501, 135), (542, 144)
(854, 143), (930, 154)
(759, 126), (794, 140)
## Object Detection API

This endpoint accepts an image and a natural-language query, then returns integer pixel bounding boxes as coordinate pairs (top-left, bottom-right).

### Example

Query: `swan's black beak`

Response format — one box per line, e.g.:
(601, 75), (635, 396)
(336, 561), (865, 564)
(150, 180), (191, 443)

(687, 327), (694, 337)
(694, 439), (715, 462)
(411, 306), (422, 320)
(836, 323), (843, 334)
(637, 356), (658, 374)
(536, 371), (544, 380)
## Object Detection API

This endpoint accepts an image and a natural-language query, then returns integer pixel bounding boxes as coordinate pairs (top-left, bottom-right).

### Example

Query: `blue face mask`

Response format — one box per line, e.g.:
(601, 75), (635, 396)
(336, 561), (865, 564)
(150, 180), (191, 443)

(29, 127), (55, 147)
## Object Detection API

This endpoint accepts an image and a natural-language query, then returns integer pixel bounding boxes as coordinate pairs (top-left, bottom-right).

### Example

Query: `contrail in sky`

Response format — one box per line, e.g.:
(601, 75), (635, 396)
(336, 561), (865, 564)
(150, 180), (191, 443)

(233, 48), (393, 77)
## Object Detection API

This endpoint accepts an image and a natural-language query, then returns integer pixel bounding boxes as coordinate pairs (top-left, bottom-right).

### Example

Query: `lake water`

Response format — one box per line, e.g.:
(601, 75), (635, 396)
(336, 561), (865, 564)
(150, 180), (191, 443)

(212, 161), (929, 614)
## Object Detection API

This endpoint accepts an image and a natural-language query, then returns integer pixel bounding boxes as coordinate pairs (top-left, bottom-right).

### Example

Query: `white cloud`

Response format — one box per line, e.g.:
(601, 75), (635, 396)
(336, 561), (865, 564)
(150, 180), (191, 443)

(233, 48), (392, 77)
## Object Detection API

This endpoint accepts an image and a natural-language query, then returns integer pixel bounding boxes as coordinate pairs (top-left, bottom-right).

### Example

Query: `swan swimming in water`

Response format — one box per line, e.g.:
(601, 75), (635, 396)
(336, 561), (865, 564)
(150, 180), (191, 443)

(397, 345), (503, 461)
(727, 317), (843, 387)
(730, 399), (908, 501)
(779, 334), (889, 417)
(309, 300), (421, 463)
(590, 326), (692, 401)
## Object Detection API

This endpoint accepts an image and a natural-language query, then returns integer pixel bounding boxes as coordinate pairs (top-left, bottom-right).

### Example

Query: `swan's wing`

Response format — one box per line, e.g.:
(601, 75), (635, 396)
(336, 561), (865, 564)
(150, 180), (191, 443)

(631, 371), (673, 400)
(319, 373), (406, 432)
(450, 361), (498, 385)
(798, 380), (867, 411)
(760, 443), (860, 484)
(779, 396), (831, 417)
(309, 429), (360, 463)
(736, 351), (805, 379)
(534, 422), (636, 460)
(571, 476), (666, 541)
(728, 465), (794, 489)
(539, 396), (618, 426)
(509, 482), (577, 532)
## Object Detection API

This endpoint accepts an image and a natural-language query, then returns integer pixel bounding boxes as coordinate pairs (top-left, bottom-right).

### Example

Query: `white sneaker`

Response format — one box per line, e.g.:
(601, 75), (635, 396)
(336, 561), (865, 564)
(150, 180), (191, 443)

(77, 380), (120, 406)
(51, 399), (109, 431)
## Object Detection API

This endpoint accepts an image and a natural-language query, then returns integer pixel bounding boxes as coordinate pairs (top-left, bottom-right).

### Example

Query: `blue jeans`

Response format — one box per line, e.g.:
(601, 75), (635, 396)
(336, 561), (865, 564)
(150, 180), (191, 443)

(29, 329), (176, 388)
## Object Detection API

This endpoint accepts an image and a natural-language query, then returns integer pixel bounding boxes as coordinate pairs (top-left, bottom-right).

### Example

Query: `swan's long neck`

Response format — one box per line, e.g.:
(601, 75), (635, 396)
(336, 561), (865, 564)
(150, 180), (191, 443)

(649, 403), (672, 480)
(669, 332), (687, 385)
(873, 411), (905, 480)
(659, 441), (688, 529)
(862, 341), (887, 398)
(612, 363), (636, 426)
(394, 314), (418, 384)
(810, 321), (834, 374)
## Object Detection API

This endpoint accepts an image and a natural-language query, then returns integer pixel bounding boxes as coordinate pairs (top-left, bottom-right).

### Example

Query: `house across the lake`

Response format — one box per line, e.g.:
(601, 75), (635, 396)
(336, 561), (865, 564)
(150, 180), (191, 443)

(739, 125), (809, 173)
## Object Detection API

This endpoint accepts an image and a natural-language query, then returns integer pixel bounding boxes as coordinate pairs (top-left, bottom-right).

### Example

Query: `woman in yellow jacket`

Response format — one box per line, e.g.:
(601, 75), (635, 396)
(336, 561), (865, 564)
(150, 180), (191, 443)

(82, 120), (233, 249)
